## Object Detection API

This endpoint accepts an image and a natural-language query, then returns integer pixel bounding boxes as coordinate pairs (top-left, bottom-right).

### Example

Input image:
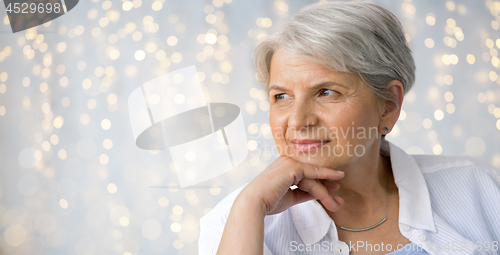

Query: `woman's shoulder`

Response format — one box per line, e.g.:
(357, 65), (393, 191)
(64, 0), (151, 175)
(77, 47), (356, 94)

(412, 153), (500, 186)
(199, 182), (249, 230)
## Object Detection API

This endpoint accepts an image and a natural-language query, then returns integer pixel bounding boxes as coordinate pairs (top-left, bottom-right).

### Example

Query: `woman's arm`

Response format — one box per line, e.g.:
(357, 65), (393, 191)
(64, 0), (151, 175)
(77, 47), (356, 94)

(216, 192), (267, 255)
(215, 156), (345, 255)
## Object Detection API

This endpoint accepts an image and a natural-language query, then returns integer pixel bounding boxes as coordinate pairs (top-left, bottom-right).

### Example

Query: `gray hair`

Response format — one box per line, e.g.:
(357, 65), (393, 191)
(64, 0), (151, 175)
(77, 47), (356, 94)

(252, 1), (415, 112)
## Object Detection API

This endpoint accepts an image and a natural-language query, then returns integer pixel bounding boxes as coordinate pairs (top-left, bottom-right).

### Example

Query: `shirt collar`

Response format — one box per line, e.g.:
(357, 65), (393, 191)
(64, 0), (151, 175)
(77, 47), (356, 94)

(290, 138), (437, 245)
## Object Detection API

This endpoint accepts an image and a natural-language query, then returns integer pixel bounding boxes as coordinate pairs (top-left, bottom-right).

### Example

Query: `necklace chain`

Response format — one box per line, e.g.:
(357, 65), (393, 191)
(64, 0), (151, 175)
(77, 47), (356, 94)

(337, 171), (390, 232)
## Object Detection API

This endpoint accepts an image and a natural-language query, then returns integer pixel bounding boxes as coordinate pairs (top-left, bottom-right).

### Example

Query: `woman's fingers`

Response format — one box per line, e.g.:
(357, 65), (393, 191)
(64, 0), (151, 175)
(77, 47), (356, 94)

(321, 180), (340, 191)
(289, 163), (344, 185)
(296, 179), (340, 212)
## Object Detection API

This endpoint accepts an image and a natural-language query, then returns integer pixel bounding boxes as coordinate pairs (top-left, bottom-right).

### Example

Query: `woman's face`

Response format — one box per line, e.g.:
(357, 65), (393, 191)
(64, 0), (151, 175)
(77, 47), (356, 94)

(268, 47), (384, 168)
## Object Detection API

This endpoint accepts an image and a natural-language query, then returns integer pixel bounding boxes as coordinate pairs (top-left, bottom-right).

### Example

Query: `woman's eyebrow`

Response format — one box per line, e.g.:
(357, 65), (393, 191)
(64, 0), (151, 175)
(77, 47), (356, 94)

(310, 81), (348, 89)
(268, 85), (288, 92)
(268, 81), (348, 93)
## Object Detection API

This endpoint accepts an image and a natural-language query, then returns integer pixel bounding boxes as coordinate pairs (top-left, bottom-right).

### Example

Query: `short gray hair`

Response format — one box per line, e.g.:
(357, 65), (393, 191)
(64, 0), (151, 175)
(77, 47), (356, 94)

(252, 1), (415, 112)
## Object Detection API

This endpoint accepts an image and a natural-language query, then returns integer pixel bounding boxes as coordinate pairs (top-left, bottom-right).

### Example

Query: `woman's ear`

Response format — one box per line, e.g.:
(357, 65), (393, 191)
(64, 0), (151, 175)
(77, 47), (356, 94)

(379, 80), (405, 134)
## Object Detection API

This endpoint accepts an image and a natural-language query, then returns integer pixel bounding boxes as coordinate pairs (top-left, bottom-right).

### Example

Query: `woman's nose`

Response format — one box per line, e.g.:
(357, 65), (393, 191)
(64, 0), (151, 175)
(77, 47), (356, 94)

(287, 101), (319, 131)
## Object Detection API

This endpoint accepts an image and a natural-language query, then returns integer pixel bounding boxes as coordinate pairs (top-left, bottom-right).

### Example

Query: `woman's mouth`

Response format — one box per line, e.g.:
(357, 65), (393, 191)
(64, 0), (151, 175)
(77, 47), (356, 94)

(291, 140), (330, 152)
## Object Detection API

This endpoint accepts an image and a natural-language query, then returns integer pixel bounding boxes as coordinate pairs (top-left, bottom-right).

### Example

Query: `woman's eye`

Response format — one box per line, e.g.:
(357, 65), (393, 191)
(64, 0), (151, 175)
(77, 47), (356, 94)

(275, 93), (290, 100)
(319, 89), (337, 97)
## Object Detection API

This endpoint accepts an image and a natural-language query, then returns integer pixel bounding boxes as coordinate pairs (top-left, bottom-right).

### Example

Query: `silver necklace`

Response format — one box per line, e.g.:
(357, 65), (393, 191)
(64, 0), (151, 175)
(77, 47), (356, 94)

(337, 171), (389, 232)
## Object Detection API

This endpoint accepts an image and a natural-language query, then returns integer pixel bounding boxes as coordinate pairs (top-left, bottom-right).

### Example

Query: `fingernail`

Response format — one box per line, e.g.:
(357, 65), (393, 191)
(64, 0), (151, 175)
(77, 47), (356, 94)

(337, 170), (344, 174)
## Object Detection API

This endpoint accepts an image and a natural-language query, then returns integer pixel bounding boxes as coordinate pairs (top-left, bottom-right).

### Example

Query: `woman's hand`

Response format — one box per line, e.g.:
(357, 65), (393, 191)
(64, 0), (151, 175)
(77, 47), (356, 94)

(216, 156), (344, 255)
(238, 156), (345, 216)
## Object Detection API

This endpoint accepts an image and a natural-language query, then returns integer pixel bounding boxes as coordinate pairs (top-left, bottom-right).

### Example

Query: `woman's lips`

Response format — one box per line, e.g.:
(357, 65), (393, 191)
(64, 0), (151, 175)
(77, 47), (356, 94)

(291, 140), (329, 152)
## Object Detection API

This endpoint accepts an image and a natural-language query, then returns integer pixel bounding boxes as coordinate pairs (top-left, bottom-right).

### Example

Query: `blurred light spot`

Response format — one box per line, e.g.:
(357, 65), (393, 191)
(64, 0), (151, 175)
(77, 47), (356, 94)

(432, 144), (442, 155)
(173, 240), (183, 249)
(59, 77), (68, 87)
(446, 103), (455, 114)
(39, 82), (48, 93)
(422, 118), (433, 129)
(171, 52), (182, 63)
(80, 114), (90, 125)
(119, 217), (130, 226)
(250, 156), (261, 167)
(146, 43), (157, 53)
(218, 35), (228, 45)
(109, 49), (120, 60)
(142, 219), (162, 240)
(489, 71), (498, 81)
(167, 36), (178, 46)
(101, 119), (111, 130)
(152, 1), (163, 11)
(446, 18), (456, 28)
(159, 197), (169, 207)
(0, 105), (6, 116)
(444, 91), (454, 102)
(204, 4), (214, 13)
(103, 139), (113, 150)
(205, 33), (217, 44)
(0, 84), (6, 94)
(425, 38), (434, 48)
(58, 149), (67, 160)
(99, 154), (110, 164)
(172, 205), (183, 215)
(206, 14), (216, 24)
(174, 94), (185, 105)
(59, 198), (68, 209)
(247, 140), (258, 151)
(428, 86), (439, 100)
(17, 147), (39, 168)
(398, 110), (406, 120)
(42, 141), (51, 151)
(4, 225), (26, 247)
(143, 15), (154, 25)
(426, 13), (436, 26)
(446, 1), (455, 11)
(434, 110), (444, 121)
(110, 205), (130, 226)
(87, 99), (97, 109)
(132, 31), (142, 41)
(453, 126), (462, 136)
(50, 134), (59, 145)
(465, 137), (486, 156)
(123, 1), (133, 11)
(107, 183), (117, 193)
(492, 21), (499, 30)
(135, 50), (145, 61)
(170, 223), (182, 233)
(246, 101), (257, 115)
(444, 75), (453, 85)
(260, 101), (270, 111)
(210, 185), (221, 195)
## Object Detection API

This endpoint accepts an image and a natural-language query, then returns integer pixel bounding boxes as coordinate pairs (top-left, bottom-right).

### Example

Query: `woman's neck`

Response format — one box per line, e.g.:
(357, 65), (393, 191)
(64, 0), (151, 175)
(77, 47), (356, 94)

(320, 139), (394, 225)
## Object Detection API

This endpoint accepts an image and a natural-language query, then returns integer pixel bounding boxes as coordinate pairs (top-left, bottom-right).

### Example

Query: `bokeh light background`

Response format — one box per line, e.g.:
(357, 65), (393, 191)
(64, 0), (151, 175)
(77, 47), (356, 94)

(0, 0), (500, 254)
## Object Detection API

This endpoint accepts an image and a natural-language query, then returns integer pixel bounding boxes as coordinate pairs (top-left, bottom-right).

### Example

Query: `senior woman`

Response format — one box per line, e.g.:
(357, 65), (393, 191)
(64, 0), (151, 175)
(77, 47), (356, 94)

(198, 2), (500, 255)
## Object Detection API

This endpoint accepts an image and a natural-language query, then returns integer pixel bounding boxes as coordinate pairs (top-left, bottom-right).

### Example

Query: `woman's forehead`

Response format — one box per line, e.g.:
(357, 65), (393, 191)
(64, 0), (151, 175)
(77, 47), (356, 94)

(269, 48), (360, 86)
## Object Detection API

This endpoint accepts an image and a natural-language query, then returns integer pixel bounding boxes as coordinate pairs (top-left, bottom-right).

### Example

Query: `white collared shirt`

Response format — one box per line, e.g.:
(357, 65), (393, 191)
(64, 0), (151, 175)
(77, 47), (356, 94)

(198, 139), (500, 255)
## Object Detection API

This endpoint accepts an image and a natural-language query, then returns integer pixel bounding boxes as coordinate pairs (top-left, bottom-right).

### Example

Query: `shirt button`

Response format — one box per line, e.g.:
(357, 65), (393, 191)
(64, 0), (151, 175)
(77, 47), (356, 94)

(400, 223), (410, 232)
(419, 234), (427, 242)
